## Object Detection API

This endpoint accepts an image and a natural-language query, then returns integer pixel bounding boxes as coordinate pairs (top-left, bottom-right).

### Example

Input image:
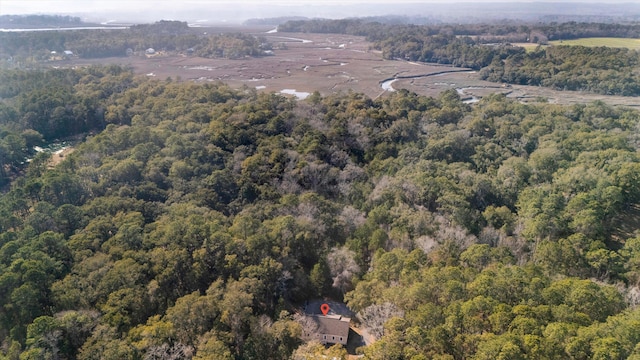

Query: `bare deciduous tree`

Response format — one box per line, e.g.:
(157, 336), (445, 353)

(339, 206), (366, 235)
(356, 302), (404, 340)
(293, 312), (320, 340)
(327, 246), (360, 295)
(144, 343), (194, 360)
(415, 214), (478, 256)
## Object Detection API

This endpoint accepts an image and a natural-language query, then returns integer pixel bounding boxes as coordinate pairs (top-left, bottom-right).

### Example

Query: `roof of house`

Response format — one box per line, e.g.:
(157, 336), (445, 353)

(311, 314), (350, 338)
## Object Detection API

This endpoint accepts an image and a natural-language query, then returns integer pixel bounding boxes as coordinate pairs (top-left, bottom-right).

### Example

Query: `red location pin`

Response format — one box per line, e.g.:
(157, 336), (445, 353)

(320, 303), (330, 316)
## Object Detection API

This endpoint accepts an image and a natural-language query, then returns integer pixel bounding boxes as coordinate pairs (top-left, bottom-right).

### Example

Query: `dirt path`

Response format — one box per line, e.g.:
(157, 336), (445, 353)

(48, 147), (74, 168)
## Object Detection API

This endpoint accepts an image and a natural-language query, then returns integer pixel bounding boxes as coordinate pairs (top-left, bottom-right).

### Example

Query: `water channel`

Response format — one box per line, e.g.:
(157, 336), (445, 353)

(380, 70), (480, 104)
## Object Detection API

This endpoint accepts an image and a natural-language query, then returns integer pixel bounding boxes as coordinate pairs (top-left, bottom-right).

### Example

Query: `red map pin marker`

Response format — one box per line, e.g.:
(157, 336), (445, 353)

(320, 303), (330, 316)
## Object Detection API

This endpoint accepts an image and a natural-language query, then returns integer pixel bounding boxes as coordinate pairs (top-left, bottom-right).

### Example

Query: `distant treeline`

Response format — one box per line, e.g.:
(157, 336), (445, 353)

(539, 22), (640, 41)
(280, 18), (640, 44)
(243, 16), (309, 26)
(0, 20), (270, 61)
(280, 19), (640, 96)
(245, 15), (443, 27)
(0, 15), (83, 28)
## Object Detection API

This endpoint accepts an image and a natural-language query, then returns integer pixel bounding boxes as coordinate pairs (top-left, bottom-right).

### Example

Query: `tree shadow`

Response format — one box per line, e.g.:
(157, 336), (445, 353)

(346, 328), (365, 355)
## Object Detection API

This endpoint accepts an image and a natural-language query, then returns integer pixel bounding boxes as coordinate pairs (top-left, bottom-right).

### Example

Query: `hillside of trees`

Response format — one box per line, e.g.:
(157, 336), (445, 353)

(2, 64), (640, 359)
(0, 65), (135, 186)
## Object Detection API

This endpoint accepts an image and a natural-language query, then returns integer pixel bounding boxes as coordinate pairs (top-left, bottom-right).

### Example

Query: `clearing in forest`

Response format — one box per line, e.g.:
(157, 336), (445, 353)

(511, 42), (545, 53)
(549, 37), (640, 50)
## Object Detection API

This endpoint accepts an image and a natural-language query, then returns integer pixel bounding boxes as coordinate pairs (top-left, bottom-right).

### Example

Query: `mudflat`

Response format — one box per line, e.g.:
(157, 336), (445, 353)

(52, 29), (640, 107)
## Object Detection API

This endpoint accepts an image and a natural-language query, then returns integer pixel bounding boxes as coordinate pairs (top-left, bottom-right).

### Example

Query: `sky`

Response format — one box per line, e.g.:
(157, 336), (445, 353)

(1, 0), (633, 23)
(1, 0), (621, 13)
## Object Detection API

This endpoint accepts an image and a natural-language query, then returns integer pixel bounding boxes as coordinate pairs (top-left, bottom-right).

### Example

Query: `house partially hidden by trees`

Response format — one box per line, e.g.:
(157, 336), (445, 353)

(302, 314), (350, 345)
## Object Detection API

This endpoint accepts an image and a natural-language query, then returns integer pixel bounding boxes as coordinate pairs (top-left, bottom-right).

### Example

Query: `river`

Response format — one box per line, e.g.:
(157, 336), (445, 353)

(380, 70), (480, 103)
(266, 35), (313, 44)
(456, 88), (480, 104)
(0, 26), (129, 32)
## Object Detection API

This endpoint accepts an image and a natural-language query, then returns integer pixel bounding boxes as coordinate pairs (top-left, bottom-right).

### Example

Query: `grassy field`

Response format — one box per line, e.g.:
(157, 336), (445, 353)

(549, 37), (640, 50)
(511, 42), (546, 53)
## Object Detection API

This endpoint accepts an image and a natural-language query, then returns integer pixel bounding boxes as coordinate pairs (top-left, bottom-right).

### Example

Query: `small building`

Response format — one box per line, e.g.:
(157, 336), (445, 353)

(49, 51), (62, 60)
(302, 314), (350, 345)
(64, 50), (73, 56)
(145, 48), (156, 55)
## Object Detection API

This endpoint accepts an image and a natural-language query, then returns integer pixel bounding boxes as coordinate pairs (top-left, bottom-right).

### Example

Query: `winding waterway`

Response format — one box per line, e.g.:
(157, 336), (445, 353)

(380, 69), (481, 103)
(0, 26), (128, 32)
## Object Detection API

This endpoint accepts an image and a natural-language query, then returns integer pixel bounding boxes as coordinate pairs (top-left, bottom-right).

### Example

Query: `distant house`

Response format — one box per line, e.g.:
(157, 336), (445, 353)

(64, 50), (73, 56)
(49, 51), (62, 60)
(302, 314), (350, 345)
(145, 48), (156, 55)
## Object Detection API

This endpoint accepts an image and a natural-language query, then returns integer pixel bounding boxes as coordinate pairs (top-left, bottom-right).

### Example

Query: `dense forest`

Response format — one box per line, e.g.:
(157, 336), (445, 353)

(2, 64), (640, 359)
(479, 45), (640, 95)
(278, 19), (640, 44)
(280, 19), (640, 96)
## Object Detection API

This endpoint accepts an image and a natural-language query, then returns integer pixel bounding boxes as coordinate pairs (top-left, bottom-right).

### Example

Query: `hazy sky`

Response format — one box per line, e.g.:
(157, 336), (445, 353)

(1, 0), (632, 24)
(1, 0), (619, 15)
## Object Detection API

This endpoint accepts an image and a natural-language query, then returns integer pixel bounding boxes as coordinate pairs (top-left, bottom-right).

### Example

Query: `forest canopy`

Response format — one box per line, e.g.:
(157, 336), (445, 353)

(1, 64), (640, 359)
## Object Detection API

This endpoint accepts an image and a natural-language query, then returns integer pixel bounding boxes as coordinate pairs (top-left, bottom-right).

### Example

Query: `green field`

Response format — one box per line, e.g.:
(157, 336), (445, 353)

(512, 42), (547, 53)
(549, 37), (640, 50)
